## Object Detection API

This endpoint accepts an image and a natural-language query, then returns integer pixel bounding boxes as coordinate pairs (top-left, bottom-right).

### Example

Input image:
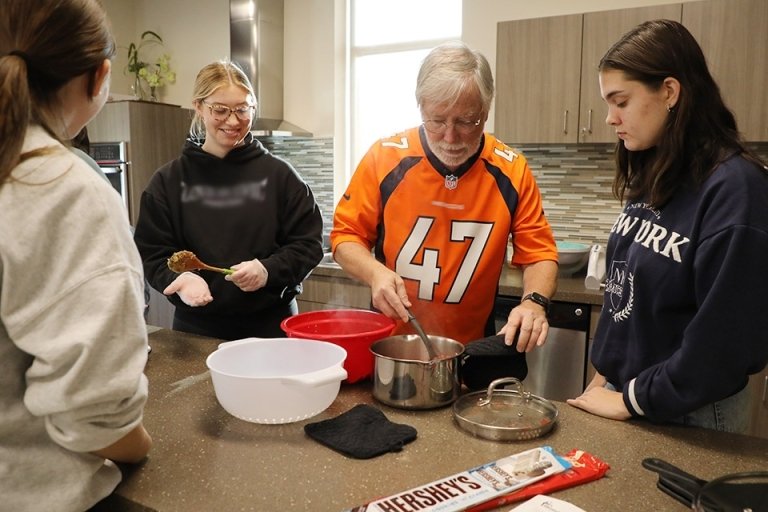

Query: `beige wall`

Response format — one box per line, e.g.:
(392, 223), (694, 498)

(101, 0), (701, 142)
(284, 0), (336, 138)
(102, 0), (333, 135)
(101, 0), (138, 96)
(103, 0), (229, 111)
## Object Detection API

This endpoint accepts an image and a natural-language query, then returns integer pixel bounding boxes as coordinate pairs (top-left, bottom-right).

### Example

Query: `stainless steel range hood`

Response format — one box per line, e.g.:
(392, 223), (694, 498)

(230, 0), (312, 137)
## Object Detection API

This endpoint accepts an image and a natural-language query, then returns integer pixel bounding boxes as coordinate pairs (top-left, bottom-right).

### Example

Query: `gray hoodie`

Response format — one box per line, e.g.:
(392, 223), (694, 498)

(0, 127), (149, 511)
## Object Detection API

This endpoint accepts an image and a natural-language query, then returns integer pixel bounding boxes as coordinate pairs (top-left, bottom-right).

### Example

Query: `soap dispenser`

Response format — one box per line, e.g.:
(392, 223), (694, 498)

(584, 244), (606, 290)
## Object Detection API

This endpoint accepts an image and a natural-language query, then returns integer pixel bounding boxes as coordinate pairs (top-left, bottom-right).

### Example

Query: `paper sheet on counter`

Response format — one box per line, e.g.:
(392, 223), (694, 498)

(510, 495), (587, 512)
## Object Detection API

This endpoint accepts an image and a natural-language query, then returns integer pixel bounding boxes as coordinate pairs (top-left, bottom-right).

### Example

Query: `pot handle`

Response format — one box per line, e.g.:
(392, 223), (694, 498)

(478, 377), (530, 406)
(281, 365), (348, 387)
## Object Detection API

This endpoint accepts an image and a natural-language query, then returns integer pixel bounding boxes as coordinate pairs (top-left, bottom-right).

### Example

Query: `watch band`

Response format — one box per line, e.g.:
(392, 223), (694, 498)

(522, 292), (550, 312)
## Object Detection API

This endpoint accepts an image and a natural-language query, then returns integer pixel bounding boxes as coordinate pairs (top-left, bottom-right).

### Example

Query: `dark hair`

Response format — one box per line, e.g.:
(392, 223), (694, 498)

(599, 19), (764, 206)
(0, 0), (116, 185)
(72, 127), (91, 153)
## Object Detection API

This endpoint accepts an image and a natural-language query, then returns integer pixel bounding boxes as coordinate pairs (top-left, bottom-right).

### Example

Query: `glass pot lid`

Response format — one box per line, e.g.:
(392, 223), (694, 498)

(453, 378), (558, 441)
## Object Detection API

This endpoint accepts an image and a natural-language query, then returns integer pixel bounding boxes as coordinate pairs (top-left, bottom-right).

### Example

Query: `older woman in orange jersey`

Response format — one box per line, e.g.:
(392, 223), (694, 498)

(331, 41), (558, 352)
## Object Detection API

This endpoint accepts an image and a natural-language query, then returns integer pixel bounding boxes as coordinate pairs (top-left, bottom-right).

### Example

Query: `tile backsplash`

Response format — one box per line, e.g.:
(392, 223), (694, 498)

(260, 136), (768, 249)
(258, 137), (335, 247)
(516, 143), (620, 246)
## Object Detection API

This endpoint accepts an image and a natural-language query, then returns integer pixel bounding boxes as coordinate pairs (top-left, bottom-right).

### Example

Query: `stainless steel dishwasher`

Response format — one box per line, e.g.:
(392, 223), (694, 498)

(493, 295), (591, 401)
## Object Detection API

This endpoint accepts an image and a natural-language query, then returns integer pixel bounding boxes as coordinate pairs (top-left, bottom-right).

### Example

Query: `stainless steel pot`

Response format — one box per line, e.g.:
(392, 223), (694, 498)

(370, 334), (464, 409)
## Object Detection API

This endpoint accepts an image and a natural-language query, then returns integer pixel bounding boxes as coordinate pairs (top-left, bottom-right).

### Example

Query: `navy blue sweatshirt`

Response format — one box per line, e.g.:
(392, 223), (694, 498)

(592, 154), (768, 422)
(134, 134), (323, 316)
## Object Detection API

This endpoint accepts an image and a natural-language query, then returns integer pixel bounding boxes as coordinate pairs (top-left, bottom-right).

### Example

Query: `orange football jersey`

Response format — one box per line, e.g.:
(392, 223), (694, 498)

(332, 127), (556, 342)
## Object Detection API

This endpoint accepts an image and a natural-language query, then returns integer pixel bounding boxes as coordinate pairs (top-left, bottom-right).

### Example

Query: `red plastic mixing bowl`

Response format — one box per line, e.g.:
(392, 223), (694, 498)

(281, 309), (396, 383)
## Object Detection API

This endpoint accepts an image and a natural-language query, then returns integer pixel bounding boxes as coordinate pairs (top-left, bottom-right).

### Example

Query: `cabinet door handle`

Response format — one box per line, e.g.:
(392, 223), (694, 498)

(763, 375), (767, 404)
(563, 110), (569, 134)
(586, 109), (593, 134)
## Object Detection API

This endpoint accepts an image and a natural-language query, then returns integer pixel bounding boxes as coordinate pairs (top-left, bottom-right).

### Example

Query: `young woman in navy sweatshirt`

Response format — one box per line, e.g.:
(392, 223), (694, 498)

(567, 19), (768, 433)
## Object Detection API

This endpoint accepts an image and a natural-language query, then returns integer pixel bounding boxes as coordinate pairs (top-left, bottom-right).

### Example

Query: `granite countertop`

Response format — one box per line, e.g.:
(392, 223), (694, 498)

(497, 266), (604, 306)
(113, 329), (768, 511)
(313, 262), (605, 306)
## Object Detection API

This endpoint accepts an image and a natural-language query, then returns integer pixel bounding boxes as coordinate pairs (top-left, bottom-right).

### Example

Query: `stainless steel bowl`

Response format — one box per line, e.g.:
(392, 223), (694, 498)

(370, 334), (464, 409)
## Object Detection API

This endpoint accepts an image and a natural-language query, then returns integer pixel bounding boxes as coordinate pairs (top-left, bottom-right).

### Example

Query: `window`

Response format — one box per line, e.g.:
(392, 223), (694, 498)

(350, 0), (462, 167)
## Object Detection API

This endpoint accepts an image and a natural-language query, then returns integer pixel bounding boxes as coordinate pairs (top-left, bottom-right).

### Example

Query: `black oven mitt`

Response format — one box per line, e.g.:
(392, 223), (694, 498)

(459, 334), (528, 391)
(304, 404), (417, 459)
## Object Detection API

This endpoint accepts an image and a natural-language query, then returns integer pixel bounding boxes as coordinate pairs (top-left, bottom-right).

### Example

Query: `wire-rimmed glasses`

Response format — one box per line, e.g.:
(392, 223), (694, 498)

(422, 117), (482, 135)
(203, 101), (256, 122)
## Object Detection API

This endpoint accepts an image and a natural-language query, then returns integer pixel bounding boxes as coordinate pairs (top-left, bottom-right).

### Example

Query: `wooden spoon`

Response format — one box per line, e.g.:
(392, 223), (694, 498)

(167, 250), (234, 275)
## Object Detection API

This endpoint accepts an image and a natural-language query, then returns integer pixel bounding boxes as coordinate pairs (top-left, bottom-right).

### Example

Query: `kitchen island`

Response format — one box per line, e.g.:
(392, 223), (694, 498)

(113, 328), (767, 511)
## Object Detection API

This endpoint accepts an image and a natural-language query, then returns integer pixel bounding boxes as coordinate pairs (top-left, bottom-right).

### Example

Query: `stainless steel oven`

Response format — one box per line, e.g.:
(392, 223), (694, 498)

(493, 295), (591, 401)
(89, 142), (130, 217)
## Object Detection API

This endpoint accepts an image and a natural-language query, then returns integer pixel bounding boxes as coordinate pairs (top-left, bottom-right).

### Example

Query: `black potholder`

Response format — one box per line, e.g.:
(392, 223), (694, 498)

(459, 334), (528, 391)
(304, 404), (417, 459)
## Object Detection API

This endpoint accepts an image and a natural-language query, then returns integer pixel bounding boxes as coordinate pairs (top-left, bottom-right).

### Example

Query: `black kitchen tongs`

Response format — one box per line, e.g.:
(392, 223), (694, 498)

(642, 457), (768, 511)
(642, 457), (704, 507)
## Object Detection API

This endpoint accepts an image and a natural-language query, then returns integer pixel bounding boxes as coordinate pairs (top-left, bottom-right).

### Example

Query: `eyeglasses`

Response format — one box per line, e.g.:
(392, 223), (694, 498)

(422, 117), (482, 135)
(203, 101), (255, 122)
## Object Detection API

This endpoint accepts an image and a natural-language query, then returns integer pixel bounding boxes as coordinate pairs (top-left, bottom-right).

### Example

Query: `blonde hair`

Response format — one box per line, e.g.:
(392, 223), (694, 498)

(0, 0), (115, 185)
(189, 60), (256, 139)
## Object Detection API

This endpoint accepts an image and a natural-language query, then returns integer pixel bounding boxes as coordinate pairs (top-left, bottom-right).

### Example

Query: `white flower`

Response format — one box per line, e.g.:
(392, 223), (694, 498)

(140, 54), (176, 89)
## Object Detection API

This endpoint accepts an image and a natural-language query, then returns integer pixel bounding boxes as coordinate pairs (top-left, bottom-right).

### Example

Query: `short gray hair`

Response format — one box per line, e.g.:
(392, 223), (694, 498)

(415, 41), (494, 114)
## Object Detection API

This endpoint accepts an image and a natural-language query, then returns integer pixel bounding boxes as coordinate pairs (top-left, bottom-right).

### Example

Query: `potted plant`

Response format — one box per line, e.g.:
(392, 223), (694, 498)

(126, 30), (176, 101)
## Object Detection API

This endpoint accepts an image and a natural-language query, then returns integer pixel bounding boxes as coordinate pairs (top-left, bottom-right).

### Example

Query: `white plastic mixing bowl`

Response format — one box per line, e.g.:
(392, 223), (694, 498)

(206, 337), (347, 424)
